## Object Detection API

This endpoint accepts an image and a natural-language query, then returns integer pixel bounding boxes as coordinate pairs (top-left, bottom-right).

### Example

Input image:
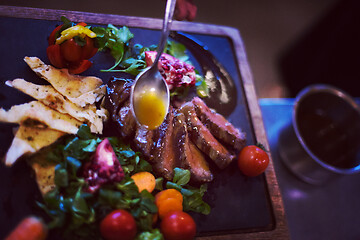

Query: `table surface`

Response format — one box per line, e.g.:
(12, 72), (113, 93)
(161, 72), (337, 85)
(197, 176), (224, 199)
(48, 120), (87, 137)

(260, 98), (360, 240)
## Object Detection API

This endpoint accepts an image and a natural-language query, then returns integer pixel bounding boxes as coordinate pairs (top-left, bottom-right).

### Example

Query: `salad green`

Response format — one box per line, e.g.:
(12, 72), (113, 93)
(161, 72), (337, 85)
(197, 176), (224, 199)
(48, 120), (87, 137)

(35, 125), (210, 239)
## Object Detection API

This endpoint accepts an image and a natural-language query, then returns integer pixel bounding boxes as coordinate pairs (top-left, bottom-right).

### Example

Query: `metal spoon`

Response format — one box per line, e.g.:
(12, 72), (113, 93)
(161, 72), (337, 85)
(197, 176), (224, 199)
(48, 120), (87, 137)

(130, 0), (176, 129)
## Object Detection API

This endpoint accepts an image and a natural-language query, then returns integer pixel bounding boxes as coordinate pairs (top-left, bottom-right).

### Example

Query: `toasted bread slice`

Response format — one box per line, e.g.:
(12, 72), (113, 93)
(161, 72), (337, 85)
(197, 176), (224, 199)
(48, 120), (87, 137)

(4, 125), (65, 166)
(24, 56), (103, 105)
(6, 79), (107, 133)
(30, 160), (56, 196)
(0, 101), (82, 134)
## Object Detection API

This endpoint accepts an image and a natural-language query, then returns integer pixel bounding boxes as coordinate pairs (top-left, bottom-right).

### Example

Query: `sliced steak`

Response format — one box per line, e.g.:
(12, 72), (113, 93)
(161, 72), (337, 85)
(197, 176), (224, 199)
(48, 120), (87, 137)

(114, 101), (137, 139)
(133, 126), (155, 160)
(180, 102), (235, 169)
(174, 112), (213, 183)
(106, 78), (134, 114)
(152, 107), (176, 180)
(192, 97), (246, 151)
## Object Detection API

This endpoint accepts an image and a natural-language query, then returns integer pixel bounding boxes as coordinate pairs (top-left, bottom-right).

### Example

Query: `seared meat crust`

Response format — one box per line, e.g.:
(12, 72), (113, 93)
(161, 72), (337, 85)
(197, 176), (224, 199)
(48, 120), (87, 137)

(152, 107), (176, 180)
(179, 102), (235, 169)
(192, 97), (246, 151)
(174, 112), (213, 183)
(106, 78), (133, 114)
(134, 126), (155, 160)
(115, 101), (137, 139)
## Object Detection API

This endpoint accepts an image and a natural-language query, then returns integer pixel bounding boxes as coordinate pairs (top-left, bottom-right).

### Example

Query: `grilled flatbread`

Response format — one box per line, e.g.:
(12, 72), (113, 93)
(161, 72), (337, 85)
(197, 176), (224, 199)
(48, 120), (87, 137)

(4, 125), (65, 166)
(66, 85), (106, 107)
(6, 79), (87, 121)
(24, 56), (103, 104)
(6, 79), (107, 133)
(0, 101), (82, 134)
(30, 160), (56, 196)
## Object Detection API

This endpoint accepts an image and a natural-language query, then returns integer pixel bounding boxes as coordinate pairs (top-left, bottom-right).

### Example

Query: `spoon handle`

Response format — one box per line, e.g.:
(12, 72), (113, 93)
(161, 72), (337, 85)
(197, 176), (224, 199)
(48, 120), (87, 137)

(152, 0), (177, 67)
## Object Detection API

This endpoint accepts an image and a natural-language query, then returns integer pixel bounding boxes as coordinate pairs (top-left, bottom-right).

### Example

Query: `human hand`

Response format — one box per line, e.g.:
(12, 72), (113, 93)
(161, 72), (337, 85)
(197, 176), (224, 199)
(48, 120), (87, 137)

(174, 0), (197, 21)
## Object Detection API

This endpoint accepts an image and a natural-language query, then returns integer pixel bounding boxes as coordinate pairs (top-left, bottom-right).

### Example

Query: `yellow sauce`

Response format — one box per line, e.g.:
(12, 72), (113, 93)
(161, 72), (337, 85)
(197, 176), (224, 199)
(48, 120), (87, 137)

(134, 88), (167, 130)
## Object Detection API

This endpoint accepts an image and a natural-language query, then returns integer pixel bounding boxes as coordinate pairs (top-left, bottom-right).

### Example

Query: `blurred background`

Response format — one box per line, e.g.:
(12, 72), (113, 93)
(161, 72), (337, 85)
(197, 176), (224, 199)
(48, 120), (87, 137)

(2, 0), (358, 99)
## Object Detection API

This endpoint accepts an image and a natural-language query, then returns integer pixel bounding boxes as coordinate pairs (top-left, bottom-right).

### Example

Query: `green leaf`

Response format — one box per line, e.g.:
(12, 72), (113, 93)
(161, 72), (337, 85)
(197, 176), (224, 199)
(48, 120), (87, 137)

(98, 188), (123, 208)
(46, 144), (65, 163)
(165, 181), (182, 192)
(195, 74), (209, 98)
(172, 168), (191, 186)
(72, 189), (90, 216)
(47, 210), (66, 229)
(66, 157), (81, 176)
(115, 25), (134, 43)
(136, 229), (164, 240)
(182, 185), (211, 215)
(63, 138), (95, 160)
(82, 138), (101, 152)
(120, 149), (135, 158)
(92, 26), (106, 38)
(73, 35), (86, 47)
(55, 164), (68, 187)
(155, 178), (164, 191)
(140, 191), (158, 213)
(60, 16), (72, 26)
(166, 40), (188, 62)
(135, 157), (152, 173)
(76, 124), (93, 140)
(116, 178), (139, 197)
(42, 188), (61, 209)
(166, 169), (211, 215)
(121, 59), (146, 75)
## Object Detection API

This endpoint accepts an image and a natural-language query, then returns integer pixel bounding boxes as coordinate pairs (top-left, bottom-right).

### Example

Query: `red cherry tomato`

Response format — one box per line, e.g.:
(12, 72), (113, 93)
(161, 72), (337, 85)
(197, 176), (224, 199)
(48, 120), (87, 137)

(48, 24), (63, 45)
(237, 145), (269, 177)
(100, 209), (137, 240)
(60, 38), (82, 63)
(68, 60), (92, 74)
(81, 36), (98, 60)
(77, 22), (87, 27)
(47, 22), (98, 74)
(46, 44), (65, 68)
(160, 211), (196, 240)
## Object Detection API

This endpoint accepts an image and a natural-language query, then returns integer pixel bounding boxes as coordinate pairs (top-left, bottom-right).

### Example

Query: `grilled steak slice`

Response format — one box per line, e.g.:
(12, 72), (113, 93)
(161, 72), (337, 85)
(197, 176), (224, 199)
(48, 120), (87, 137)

(180, 102), (235, 169)
(192, 97), (246, 151)
(134, 126), (154, 160)
(106, 78), (133, 114)
(174, 112), (213, 183)
(114, 101), (137, 139)
(152, 107), (176, 180)
(106, 78), (137, 140)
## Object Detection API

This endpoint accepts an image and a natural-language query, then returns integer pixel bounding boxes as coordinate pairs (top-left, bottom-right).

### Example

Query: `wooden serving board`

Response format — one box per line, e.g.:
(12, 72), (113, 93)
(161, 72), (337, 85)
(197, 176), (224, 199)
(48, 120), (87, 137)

(0, 6), (289, 239)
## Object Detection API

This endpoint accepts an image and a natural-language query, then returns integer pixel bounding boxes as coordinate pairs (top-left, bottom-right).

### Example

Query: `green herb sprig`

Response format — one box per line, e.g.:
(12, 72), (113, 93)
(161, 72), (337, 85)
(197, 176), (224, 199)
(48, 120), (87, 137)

(92, 25), (147, 75)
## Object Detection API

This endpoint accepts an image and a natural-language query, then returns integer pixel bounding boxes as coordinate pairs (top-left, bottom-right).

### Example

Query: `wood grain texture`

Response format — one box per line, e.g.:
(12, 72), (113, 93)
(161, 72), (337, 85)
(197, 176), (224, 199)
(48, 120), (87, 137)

(0, 5), (289, 239)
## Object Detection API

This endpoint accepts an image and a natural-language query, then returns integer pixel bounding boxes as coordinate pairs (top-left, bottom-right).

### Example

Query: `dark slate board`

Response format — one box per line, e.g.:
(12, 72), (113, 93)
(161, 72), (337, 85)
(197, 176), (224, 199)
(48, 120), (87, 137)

(0, 17), (274, 238)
